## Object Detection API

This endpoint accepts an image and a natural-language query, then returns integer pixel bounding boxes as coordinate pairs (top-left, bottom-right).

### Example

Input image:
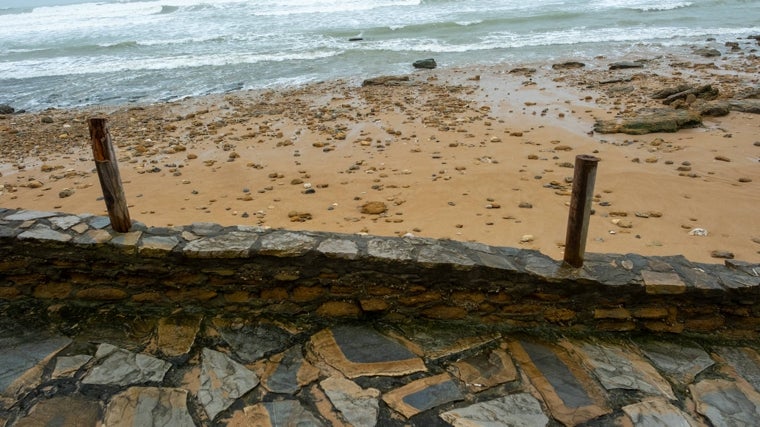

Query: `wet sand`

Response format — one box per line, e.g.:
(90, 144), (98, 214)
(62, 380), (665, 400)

(2, 51), (759, 263)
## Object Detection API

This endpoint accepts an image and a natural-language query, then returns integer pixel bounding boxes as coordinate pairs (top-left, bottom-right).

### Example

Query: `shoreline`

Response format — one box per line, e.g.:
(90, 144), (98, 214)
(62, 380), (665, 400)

(1, 51), (759, 263)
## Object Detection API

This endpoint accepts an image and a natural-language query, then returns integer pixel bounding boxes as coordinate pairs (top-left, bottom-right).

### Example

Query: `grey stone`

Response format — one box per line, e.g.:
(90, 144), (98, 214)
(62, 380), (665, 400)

(109, 231), (142, 249)
(70, 222), (90, 234)
(609, 61), (644, 70)
(18, 225), (72, 243)
(717, 271), (759, 289)
(87, 216), (111, 229)
(73, 229), (113, 244)
(51, 355), (92, 379)
(3, 210), (56, 221)
(82, 343), (171, 386)
(691, 379), (760, 426)
(14, 395), (101, 427)
(413, 58), (437, 69)
(190, 222), (224, 236)
(220, 323), (292, 363)
(417, 243), (476, 267)
(48, 215), (82, 230)
(0, 334), (72, 399)
(199, 348), (259, 420)
(716, 347), (760, 392)
(258, 231), (317, 257)
(520, 340), (594, 408)
(638, 340), (714, 385)
(264, 346), (309, 394)
(229, 400), (324, 426)
(317, 238), (360, 259)
(104, 387), (195, 427)
(367, 238), (415, 261)
(183, 231), (256, 258)
(331, 325), (417, 364)
(321, 376), (379, 427)
(724, 260), (760, 277)
(440, 393), (549, 427)
(139, 235), (180, 255)
(623, 398), (698, 427)
(573, 342), (675, 399)
(0, 224), (19, 238)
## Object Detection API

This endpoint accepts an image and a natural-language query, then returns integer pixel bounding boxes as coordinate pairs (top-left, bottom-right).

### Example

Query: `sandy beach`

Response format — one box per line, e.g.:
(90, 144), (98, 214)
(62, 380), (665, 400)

(1, 50), (759, 264)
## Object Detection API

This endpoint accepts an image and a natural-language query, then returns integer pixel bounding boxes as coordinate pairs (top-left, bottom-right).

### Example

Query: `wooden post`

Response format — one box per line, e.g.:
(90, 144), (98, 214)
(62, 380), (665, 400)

(563, 154), (600, 268)
(88, 118), (131, 233)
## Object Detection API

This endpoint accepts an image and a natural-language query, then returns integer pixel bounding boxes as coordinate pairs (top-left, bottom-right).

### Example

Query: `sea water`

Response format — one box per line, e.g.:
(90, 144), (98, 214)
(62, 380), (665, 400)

(1, 0), (758, 111)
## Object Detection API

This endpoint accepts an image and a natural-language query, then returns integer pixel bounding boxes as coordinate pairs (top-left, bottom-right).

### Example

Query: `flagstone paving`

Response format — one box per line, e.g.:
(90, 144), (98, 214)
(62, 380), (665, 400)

(1, 310), (760, 426)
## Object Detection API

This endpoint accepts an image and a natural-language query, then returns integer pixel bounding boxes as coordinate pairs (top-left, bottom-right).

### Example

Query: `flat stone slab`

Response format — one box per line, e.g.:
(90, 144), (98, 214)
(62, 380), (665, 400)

(0, 333), (71, 401)
(262, 345), (319, 394)
(13, 395), (101, 427)
(567, 341), (675, 399)
(153, 313), (202, 358)
(199, 348), (259, 421)
(3, 210), (57, 221)
(641, 270), (687, 294)
(383, 373), (464, 419)
(309, 326), (426, 378)
(448, 346), (517, 392)
(638, 340), (714, 385)
(367, 238), (415, 261)
(508, 340), (610, 426)
(321, 376), (380, 427)
(48, 215), (82, 230)
(82, 343), (171, 387)
(51, 355), (92, 379)
(317, 238), (359, 259)
(715, 346), (760, 392)
(440, 393), (549, 427)
(183, 231), (256, 258)
(690, 379), (760, 426)
(104, 387), (194, 427)
(18, 225), (72, 243)
(385, 323), (500, 360)
(622, 397), (700, 426)
(258, 231), (317, 257)
(226, 400), (325, 427)
(218, 321), (292, 363)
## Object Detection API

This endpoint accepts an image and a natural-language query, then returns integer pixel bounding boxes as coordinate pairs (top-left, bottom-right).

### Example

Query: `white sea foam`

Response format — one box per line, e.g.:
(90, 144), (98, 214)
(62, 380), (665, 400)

(1, 0), (758, 111)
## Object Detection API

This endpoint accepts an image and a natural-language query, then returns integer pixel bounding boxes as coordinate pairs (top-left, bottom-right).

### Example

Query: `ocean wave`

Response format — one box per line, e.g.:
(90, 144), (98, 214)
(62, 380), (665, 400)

(157, 5), (179, 14)
(593, 0), (694, 12)
(0, 7), (33, 16)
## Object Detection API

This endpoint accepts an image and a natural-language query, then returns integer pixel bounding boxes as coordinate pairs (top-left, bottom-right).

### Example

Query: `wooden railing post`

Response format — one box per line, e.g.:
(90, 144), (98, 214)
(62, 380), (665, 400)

(88, 118), (131, 233)
(563, 154), (600, 268)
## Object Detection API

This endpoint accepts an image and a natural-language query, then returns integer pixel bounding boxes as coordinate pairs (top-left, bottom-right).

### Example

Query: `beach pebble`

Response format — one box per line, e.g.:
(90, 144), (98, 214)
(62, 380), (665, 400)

(58, 188), (75, 198)
(714, 155), (731, 162)
(738, 177), (752, 183)
(689, 228), (709, 236)
(710, 250), (734, 259)
(518, 202), (533, 209)
(520, 234), (534, 243)
(361, 201), (387, 215)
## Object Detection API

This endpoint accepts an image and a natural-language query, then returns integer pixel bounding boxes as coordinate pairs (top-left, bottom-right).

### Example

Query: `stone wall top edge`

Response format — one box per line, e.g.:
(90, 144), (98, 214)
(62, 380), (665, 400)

(0, 208), (758, 292)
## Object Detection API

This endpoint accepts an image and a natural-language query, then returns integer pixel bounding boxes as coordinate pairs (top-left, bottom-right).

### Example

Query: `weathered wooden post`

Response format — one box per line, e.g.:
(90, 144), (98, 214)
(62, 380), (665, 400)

(563, 154), (600, 268)
(88, 118), (131, 233)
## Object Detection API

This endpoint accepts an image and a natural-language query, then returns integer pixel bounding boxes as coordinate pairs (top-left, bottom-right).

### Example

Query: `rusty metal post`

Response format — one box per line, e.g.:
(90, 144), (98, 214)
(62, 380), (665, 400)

(88, 118), (131, 233)
(563, 154), (600, 268)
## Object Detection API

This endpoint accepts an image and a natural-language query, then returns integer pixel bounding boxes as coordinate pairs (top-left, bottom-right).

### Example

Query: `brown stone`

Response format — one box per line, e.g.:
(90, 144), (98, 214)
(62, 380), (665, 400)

(449, 348), (518, 392)
(398, 291), (441, 306)
(361, 201), (388, 215)
(359, 298), (389, 312)
(0, 287), (21, 300)
(155, 314), (203, 358)
(545, 308), (576, 323)
(643, 321), (685, 333)
(224, 291), (250, 303)
(641, 270), (686, 294)
(684, 317), (725, 332)
(594, 307), (632, 320)
(632, 307), (670, 319)
(422, 305), (468, 320)
(450, 291), (486, 308)
(292, 286), (326, 303)
(76, 287), (128, 301)
(33, 283), (72, 299)
(261, 288), (289, 301)
(316, 301), (361, 318)
(367, 285), (396, 296)
(132, 292), (163, 303)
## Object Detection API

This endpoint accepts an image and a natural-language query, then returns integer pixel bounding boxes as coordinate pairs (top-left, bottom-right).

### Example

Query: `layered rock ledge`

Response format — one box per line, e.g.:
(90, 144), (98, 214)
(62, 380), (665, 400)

(1, 208), (758, 338)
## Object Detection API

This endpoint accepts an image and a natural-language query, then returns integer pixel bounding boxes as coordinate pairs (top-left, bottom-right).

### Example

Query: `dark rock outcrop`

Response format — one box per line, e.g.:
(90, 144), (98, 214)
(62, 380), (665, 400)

(361, 75), (410, 87)
(413, 58), (437, 69)
(0, 104), (14, 115)
(552, 61), (585, 70)
(609, 61), (644, 70)
(594, 109), (702, 135)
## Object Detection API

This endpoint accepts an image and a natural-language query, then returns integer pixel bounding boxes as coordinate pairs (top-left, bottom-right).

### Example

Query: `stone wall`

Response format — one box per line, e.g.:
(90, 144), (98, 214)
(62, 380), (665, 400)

(1, 208), (758, 338)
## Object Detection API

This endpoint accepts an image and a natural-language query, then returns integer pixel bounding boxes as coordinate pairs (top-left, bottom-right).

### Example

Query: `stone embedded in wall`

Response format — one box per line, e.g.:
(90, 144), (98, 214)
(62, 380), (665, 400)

(690, 379), (760, 426)
(18, 225), (72, 243)
(13, 395), (101, 427)
(218, 321), (293, 363)
(440, 393), (549, 426)
(448, 347), (517, 392)
(641, 270), (686, 294)
(51, 355), (92, 379)
(82, 343), (171, 387)
(153, 313), (203, 359)
(0, 333), (72, 404)
(199, 348), (260, 421)
(225, 400), (325, 427)
(320, 376), (380, 427)
(638, 340), (714, 385)
(183, 231), (257, 258)
(259, 231), (317, 257)
(382, 373), (464, 419)
(262, 345), (320, 395)
(317, 238), (360, 259)
(622, 397), (700, 426)
(104, 387), (194, 427)
(367, 238), (415, 261)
